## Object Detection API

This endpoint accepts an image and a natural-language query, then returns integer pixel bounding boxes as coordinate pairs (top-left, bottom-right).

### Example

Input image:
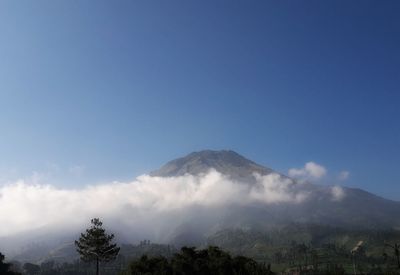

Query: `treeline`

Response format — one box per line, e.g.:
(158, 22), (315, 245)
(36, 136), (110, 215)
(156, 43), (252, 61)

(3, 220), (400, 274)
(121, 246), (273, 275)
(207, 224), (400, 274)
(3, 243), (400, 274)
(0, 247), (273, 275)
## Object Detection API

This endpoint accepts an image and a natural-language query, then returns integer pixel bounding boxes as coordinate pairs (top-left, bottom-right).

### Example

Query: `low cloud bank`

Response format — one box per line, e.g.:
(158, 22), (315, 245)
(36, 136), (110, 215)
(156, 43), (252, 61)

(0, 170), (344, 239)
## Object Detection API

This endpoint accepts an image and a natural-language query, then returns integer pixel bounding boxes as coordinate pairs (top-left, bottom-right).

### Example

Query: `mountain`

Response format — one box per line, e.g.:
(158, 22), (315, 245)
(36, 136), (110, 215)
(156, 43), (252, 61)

(4, 149), (400, 264)
(150, 150), (276, 181)
(151, 150), (400, 230)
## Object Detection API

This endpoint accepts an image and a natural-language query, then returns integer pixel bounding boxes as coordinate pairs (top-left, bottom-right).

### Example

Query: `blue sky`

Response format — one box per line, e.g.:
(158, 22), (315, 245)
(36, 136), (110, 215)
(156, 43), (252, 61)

(0, 1), (399, 199)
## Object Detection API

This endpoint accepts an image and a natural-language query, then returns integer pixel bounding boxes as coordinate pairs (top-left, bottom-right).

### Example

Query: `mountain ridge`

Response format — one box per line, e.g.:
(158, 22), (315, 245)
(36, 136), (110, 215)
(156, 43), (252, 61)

(150, 149), (400, 230)
(150, 150), (280, 181)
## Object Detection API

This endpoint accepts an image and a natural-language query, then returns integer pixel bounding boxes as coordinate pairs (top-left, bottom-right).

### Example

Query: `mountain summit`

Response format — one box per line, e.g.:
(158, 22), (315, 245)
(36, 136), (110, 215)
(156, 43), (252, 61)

(150, 150), (276, 181)
(150, 149), (400, 230)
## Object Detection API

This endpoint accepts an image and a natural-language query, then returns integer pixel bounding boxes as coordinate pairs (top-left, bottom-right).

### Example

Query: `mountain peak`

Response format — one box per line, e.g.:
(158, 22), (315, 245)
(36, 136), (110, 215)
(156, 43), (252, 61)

(150, 150), (275, 180)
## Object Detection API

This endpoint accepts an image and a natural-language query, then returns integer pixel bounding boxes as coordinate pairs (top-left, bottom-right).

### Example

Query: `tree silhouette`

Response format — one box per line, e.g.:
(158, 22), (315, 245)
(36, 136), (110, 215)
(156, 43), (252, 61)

(75, 218), (120, 275)
(125, 246), (274, 275)
(23, 263), (40, 275)
(128, 255), (173, 275)
(0, 252), (21, 275)
(385, 242), (400, 269)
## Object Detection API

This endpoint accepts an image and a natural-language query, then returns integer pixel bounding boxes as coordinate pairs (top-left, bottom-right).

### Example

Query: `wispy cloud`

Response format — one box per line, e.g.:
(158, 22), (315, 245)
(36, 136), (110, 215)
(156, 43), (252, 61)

(331, 185), (346, 201)
(288, 162), (327, 181)
(338, 170), (350, 181)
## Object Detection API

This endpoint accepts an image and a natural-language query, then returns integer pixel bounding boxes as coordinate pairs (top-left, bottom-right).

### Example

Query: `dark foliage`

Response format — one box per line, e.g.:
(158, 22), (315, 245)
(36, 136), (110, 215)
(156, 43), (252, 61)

(0, 252), (21, 275)
(23, 262), (41, 275)
(123, 246), (274, 275)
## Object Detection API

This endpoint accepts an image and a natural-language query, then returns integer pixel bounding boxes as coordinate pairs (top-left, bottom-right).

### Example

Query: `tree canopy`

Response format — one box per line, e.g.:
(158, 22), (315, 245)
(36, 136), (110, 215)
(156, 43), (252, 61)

(123, 246), (274, 275)
(0, 252), (21, 275)
(75, 218), (120, 275)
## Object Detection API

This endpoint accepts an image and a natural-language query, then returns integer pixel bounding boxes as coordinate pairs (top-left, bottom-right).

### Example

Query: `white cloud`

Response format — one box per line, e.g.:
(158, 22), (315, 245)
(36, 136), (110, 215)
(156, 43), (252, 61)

(250, 173), (309, 204)
(338, 171), (350, 181)
(288, 162), (327, 181)
(0, 170), (309, 238)
(331, 185), (346, 201)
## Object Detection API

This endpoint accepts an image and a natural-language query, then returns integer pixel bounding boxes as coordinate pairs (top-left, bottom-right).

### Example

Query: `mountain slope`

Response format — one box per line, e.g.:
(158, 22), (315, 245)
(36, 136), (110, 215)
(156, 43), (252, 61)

(151, 150), (400, 230)
(150, 150), (276, 181)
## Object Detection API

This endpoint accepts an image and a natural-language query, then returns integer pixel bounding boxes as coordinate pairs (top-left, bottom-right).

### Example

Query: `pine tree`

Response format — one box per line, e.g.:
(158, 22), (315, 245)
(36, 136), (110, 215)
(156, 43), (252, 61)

(75, 218), (120, 275)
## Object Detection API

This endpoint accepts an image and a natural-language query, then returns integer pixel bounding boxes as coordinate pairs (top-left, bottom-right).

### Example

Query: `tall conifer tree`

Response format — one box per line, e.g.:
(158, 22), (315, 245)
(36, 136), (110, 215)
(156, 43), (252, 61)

(75, 218), (120, 275)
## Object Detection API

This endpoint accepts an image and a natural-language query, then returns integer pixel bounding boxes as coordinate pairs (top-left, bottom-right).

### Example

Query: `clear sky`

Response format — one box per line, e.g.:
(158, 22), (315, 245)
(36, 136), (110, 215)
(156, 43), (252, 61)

(0, 1), (399, 199)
